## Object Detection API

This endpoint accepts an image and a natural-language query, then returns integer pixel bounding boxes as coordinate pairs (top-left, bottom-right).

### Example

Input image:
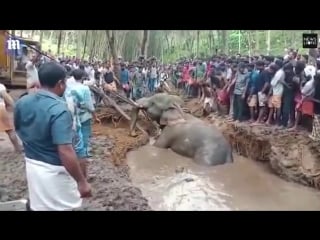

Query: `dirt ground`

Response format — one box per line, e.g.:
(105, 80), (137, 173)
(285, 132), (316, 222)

(185, 98), (320, 189)
(0, 132), (150, 210)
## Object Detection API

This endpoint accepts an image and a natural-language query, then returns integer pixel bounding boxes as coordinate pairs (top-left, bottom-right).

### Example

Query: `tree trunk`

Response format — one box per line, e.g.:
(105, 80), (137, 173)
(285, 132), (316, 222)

(266, 30), (271, 55)
(140, 30), (149, 57)
(64, 31), (69, 48)
(57, 30), (63, 55)
(212, 31), (215, 53)
(292, 31), (297, 49)
(247, 31), (253, 57)
(89, 31), (96, 60)
(76, 31), (82, 58)
(217, 30), (221, 52)
(308, 30), (318, 68)
(49, 31), (54, 42)
(208, 31), (213, 52)
(221, 30), (227, 54)
(255, 31), (259, 54)
(225, 31), (229, 54)
(39, 31), (44, 49)
(31, 30), (35, 39)
(282, 30), (287, 49)
(106, 30), (120, 80)
(238, 30), (241, 54)
(196, 30), (200, 57)
(82, 30), (89, 60)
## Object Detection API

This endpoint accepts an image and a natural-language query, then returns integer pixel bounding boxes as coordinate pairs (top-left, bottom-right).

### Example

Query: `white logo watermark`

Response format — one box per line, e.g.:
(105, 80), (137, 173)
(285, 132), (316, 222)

(7, 38), (21, 50)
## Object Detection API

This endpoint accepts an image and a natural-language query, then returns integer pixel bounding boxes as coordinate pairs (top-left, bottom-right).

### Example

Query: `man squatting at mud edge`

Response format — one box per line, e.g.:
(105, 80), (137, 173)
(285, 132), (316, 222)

(14, 62), (92, 211)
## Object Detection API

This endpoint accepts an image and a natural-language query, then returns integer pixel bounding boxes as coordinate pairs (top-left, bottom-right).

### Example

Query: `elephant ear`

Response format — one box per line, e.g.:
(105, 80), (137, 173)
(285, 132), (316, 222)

(136, 97), (151, 108)
(170, 95), (184, 106)
(160, 109), (183, 126)
(159, 110), (170, 126)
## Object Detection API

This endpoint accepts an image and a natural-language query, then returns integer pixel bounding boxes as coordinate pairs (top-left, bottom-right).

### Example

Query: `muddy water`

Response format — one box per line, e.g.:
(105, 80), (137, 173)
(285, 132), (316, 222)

(127, 145), (320, 211)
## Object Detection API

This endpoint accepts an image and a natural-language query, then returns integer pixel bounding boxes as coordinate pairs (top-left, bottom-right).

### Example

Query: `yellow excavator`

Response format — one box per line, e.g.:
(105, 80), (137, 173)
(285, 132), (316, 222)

(0, 30), (41, 87)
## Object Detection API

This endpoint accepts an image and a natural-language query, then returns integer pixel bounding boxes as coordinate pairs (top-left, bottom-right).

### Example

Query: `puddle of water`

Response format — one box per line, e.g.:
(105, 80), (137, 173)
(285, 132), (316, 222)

(0, 199), (27, 211)
(127, 145), (320, 211)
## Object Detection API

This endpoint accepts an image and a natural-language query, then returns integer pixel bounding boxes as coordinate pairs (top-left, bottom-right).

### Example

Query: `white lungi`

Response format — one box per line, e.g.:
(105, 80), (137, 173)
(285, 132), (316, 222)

(25, 157), (82, 211)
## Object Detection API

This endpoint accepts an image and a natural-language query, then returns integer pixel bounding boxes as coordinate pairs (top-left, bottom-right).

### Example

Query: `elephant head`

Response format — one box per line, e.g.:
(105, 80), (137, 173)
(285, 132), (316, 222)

(129, 93), (185, 137)
(159, 108), (186, 126)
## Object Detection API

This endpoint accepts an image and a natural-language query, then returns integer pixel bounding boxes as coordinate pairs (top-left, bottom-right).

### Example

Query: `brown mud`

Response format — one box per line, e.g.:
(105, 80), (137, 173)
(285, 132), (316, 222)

(93, 106), (156, 166)
(127, 146), (320, 210)
(185, 98), (320, 190)
(0, 132), (150, 210)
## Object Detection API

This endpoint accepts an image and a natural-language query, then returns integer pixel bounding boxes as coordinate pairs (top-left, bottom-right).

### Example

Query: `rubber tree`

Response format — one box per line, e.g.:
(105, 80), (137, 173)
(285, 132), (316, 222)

(57, 30), (63, 55)
(308, 30), (318, 68)
(106, 30), (120, 80)
(266, 30), (271, 55)
(82, 30), (89, 60)
(140, 30), (149, 57)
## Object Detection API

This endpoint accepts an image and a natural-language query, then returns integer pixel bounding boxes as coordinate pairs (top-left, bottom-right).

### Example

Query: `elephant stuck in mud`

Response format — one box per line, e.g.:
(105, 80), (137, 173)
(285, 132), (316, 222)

(154, 108), (233, 166)
(129, 93), (233, 166)
(129, 93), (185, 137)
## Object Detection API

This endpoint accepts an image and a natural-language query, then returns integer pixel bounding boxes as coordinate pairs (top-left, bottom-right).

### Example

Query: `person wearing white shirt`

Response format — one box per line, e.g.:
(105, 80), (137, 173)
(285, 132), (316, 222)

(73, 63), (79, 69)
(66, 75), (76, 86)
(149, 65), (157, 92)
(26, 55), (40, 93)
(267, 63), (293, 125)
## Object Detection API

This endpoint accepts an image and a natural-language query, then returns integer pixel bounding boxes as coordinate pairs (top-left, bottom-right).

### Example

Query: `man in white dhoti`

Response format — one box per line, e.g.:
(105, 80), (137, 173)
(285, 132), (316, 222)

(14, 62), (92, 211)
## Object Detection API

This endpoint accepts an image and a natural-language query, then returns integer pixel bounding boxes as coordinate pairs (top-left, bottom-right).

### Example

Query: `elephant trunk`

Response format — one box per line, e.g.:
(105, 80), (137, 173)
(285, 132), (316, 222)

(129, 107), (140, 136)
(172, 103), (185, 120)
(226, 151), (234, 163)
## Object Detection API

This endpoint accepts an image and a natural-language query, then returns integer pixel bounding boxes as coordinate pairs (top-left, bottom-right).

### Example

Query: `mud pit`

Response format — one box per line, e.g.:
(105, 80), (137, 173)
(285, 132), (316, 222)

(185, 99), (320, 190)
(127, 145), (320, 210)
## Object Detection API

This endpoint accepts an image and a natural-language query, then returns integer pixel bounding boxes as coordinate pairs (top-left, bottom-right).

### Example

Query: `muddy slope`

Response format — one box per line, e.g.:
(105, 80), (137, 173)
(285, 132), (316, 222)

(94, 106), (156, 165)
(0, 135), (150, 210)
(0, 92), (152, 210)
(185, 99), (320, 189)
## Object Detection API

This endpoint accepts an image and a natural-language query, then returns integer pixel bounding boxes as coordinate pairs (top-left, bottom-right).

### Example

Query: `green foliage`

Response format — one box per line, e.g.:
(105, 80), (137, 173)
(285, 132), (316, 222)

(18, 30), (312, 62)
(41, 39), (76, 56)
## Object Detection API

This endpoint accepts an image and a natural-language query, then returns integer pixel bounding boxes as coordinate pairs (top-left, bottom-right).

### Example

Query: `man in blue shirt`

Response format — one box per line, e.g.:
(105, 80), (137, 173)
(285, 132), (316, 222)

(65, 68), (90, 178)
(253, 62), (277, 124)
(246, 63), (260, 122)
(14, 62), (91, 211)
(120, 64), (130, 98)
(67, 69), (100, 166)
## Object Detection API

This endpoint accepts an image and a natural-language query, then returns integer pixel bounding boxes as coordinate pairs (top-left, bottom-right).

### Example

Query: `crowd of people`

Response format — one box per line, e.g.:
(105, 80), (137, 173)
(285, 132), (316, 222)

(169, 50), (320, 140)
(1, 46), (320, 211)
(37, 54), (169, 101)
